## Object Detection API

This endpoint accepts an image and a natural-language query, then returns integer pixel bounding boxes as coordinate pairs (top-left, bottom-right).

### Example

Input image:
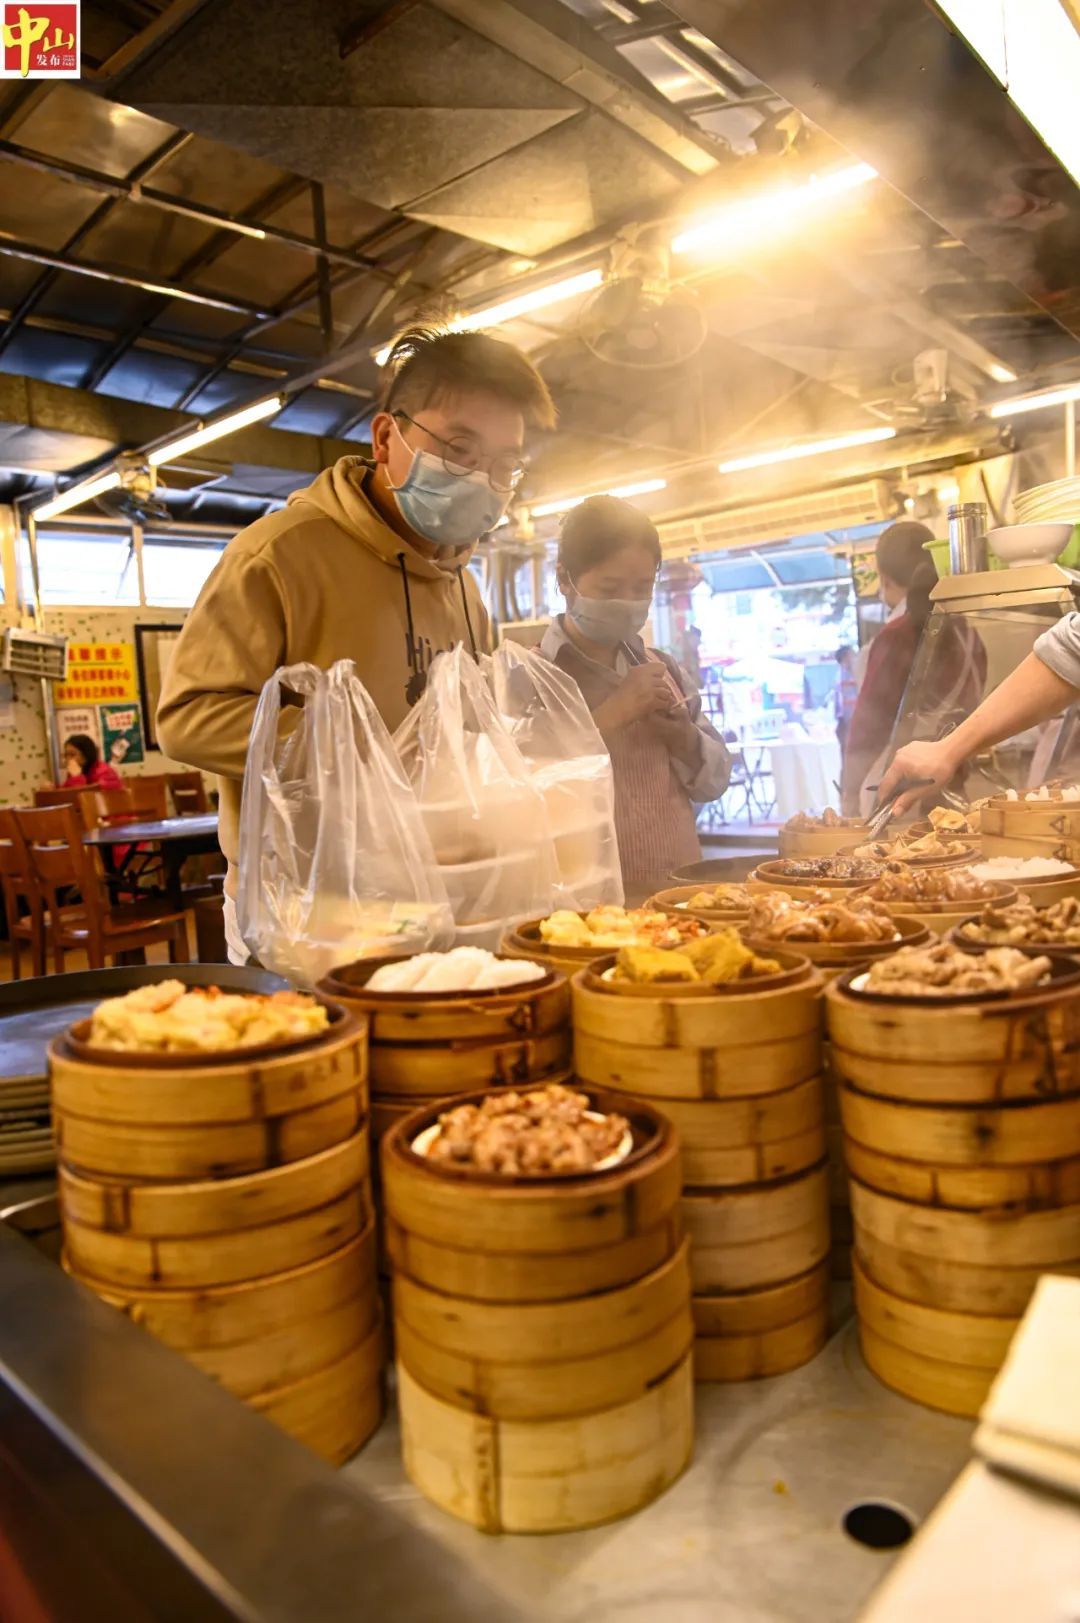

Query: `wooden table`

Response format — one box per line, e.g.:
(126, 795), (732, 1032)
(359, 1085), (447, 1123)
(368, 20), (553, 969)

(84, 814), (220, 913)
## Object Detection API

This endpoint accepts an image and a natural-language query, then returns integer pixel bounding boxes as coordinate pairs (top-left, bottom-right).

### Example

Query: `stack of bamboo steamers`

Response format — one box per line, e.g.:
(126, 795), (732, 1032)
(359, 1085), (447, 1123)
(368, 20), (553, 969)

(572, 942), (831, 1382)
(50, 1001), (381, 1463)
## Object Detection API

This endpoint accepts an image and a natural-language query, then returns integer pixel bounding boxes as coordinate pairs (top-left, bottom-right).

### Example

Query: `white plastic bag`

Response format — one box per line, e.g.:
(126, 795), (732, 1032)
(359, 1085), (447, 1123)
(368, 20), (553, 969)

(237, 660), (453, 986)
(394, 644), (556, 945)
(486, 641), (623, 910)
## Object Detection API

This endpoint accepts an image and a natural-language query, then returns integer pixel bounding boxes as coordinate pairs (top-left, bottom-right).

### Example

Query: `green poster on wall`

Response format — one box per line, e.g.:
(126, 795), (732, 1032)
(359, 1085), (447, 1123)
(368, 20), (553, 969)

(100, 703), (145, 768)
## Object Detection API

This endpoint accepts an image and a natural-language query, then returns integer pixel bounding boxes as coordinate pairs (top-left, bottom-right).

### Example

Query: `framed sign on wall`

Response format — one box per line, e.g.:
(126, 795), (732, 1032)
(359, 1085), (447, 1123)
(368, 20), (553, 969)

(135, 623), (183, 752)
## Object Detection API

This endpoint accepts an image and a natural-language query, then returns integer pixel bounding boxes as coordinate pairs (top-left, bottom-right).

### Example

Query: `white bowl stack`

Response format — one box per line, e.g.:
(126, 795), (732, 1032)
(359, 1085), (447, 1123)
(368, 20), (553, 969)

(1013, 478), (1080, 524)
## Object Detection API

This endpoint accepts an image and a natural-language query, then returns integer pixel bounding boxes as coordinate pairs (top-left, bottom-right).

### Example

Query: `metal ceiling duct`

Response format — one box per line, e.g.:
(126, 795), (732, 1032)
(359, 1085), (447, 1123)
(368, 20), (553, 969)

(667, 0), (1080, 345)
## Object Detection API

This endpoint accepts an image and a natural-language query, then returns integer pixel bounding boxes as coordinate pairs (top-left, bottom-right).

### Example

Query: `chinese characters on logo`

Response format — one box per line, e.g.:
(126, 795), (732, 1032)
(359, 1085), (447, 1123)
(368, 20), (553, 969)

(1, 4), (79, 77)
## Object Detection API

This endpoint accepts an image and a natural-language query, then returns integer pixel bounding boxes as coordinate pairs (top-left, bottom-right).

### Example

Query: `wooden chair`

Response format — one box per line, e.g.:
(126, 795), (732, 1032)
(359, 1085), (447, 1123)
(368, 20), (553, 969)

(167, 771), (208, 816)
(34, 785), (98, 830)
(9, 804), (188, 973)
(0, 808), (44, 978)
(94, 777), (169, 827)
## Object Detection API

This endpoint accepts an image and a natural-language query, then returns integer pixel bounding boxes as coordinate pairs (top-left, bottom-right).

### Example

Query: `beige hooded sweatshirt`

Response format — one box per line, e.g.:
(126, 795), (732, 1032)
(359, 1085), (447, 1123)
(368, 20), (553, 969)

(156, 456), (491, 891)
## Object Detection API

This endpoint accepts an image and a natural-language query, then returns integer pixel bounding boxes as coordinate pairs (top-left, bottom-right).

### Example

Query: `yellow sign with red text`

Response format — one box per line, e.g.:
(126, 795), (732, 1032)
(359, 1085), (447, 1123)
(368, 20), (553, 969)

(54, 640), (137, 706)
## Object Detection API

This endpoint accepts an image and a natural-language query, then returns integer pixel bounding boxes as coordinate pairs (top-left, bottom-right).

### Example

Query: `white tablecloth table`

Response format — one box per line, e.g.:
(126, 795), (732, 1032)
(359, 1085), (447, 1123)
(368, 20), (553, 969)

(765, 736), (843, 822)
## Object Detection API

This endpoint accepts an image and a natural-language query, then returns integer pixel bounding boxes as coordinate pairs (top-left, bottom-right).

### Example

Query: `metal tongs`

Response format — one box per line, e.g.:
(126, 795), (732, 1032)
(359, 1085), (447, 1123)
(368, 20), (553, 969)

(865, 776), (936, 840)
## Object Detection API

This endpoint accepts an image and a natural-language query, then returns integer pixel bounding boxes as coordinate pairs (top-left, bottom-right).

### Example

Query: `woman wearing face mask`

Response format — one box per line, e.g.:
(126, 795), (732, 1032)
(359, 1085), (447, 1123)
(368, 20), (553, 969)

(540, 496), (730, 899)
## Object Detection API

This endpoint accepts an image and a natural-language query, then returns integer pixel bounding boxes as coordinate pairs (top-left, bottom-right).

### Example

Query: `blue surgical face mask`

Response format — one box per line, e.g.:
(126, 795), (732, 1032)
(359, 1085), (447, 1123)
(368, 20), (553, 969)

(566, 581), (652, 647)
(388, 422), (510, 548)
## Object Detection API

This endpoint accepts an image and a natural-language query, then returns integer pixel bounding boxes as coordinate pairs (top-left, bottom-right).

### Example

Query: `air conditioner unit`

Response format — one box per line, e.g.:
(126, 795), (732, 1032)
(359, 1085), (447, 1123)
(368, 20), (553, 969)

(2, 628), (68, 680)
(657, 479), (896, 559)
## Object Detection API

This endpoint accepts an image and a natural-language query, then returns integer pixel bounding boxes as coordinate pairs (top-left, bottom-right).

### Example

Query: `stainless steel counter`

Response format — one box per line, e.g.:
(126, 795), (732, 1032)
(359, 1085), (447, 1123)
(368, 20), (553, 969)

(343, 1300), (973, 1623)
(0, 1197), (972, 1621)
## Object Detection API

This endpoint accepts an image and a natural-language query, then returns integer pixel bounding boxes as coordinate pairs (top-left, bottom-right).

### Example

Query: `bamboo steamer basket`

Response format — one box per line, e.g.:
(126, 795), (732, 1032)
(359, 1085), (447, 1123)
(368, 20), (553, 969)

(825, 968), (1080, 1104)
(66, 1226), (376, 1350)
(251, 1316), (384, 1465)
(57, 1130), (370, 1237)
(842, 1140), (1080, 1212)
(980, 796), (1080, 862)
(499, 911), (716, 979)
(872, 881), (1017, 937)
(970, 865), (1080, 907)
(657, 1077), (825, 1186)
(691, 1258), (829, 1382)
(777, 823), (869, 860)
(381, 1087), (680, 1262)
(393, 1239), (692, 1420)
(839, 840), (979, 872)
(838, 1082), (1080, 1202)
(750, 860), (878, 901)
(63, 1183), (369, 1291)
(681, 1162), (830, 1293)
(397, 1350), (693, 1534)
(853, 1255), (1018, 1418)
(830, 1202), (854, 1280)
(571, 952), (822, 1079)
(739, 916), (931, 983)
(850, 1177), (1080, 1314)
(385, 1208), (684, 1304)
(319, 958), (571, 1097)
(646, 885), (763, 927)
(48, 1011), (366, 1182)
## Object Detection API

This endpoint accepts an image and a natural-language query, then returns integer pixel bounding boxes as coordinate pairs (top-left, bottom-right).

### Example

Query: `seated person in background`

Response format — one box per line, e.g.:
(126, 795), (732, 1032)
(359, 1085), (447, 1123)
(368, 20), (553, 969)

(61, 733), (122, 791)
(541, 495), (730, 901)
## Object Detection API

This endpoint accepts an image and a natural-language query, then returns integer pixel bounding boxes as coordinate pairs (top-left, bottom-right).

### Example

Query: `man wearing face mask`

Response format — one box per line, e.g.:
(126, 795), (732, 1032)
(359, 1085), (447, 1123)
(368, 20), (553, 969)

(541, 495), (730, 899)
(156, 325), (555, 960)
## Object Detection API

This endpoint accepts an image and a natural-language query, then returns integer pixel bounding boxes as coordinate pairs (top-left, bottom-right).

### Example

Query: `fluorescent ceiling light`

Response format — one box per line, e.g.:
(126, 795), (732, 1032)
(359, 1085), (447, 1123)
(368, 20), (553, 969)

(147, 395), (283, 466)
(936, 0), (1080, 188)
(34, 470), (122, 521)
(718, 426), (897, 475)
(530, 478), (668, 520)
(989, 380), (1080, 419)
(671, 162), (877, 258)
(374, 269), (604, 366)
(987, 361), (1019, 385)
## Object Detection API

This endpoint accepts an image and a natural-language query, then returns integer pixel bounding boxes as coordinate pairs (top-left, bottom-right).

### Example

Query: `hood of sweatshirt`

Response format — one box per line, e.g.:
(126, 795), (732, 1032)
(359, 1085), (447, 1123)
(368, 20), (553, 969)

(286, 456), (477, 579)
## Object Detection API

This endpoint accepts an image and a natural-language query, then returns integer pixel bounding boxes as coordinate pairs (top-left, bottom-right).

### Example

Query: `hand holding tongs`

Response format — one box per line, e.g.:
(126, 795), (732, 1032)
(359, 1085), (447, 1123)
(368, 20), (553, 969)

(865, 777), (935, 840)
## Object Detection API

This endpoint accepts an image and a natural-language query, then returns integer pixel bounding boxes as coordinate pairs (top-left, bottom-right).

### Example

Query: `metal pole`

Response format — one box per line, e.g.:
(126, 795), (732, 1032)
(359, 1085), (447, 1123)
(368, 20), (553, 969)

(1066, 399), (1076, 479)
(132, 520), (146, 606)
(26, 512), (62, 782)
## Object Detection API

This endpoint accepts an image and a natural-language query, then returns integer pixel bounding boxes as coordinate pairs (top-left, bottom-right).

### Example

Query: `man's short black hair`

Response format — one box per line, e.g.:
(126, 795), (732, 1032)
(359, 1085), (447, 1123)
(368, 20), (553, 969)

(381, 324), (556, 430)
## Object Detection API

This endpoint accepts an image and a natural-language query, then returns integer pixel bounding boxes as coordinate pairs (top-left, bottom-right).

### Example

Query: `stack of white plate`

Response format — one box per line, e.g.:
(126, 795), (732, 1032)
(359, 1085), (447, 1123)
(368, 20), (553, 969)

(1014, 478), (1080, 523)
(0, 1075), (53, 1175)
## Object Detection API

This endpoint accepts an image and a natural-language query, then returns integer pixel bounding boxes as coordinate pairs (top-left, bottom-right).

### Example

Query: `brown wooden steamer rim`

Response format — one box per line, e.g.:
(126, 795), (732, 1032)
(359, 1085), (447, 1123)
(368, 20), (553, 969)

(187, 1290), (379, 1401)
(857, 1322), (997, 1418)
(57, 1130), (371, 1239)
(850, 1177), (1080, 1270)
(318, 955), (569, 1045)
(62, 1184), (370, 1292)
(842, 1139), (1080, 1213)
(657, 1078), (825, 1188)
(573, 1027), (822, 1103)
(48, 1011), (367, 1126)
(499, 914), (714, 975)
(251, 1315), (384, 1466)
(385, 1208), (684, 1305)
(64, 1225), (377, 1348)
(393, 1241), (693, 1422)
(66, 991), (350, 1070)
(837, 839), (978, 871)
(693, 1301), (828, 1383)
(646, 885), (759, 924)
(396, 1350), (693, 1535)
(777, 823), (869, 860)
(681, 1162), (831, 1293)
(948, 918), (1080, 958)
(838, 1080), (1080, 1170)
(852, 1252), (1018, 1395)
(873, 880), (1017, 917)
(751, 859), (883, 897)
(380, 1086), (680, 1256)
(367, 1026), (571, 1097)
(52, 1090), (364, 1184)
(572, 956), (823, 1055)
(691, 1258), (829, 1339)
(739, 915), (931, 974)
(578, 945), (813, 1000)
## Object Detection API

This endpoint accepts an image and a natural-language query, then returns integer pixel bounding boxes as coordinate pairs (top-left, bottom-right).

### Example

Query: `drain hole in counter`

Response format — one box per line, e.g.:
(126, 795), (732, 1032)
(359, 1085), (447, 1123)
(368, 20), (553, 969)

(842, 1500), (915, 1550)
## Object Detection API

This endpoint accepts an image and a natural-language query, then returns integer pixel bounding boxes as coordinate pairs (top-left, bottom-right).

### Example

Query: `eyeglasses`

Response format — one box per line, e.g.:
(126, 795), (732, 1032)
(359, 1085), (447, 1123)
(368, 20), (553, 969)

(393, 412), (527, 493)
